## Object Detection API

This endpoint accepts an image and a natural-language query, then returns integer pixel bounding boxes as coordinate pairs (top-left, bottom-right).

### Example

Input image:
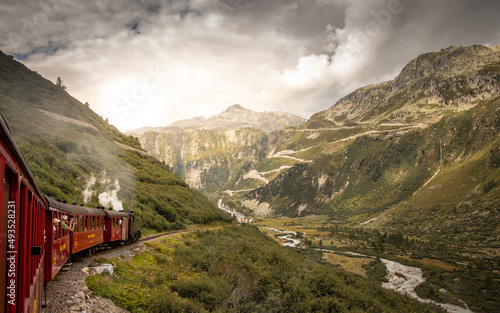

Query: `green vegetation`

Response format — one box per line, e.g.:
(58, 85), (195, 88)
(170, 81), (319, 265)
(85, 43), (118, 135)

(249, 126), (441, 217)
(87, 225), (443, 312)
(362, 259), (388, 283)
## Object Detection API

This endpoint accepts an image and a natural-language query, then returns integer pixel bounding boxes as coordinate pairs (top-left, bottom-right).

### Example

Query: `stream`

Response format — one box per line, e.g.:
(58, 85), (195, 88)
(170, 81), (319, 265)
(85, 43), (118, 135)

(266, 228), (474, 313)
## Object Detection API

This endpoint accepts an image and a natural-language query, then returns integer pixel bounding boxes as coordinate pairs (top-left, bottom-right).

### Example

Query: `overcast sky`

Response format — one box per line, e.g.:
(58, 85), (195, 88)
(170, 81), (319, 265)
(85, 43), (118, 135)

(1, 0), (499, 131)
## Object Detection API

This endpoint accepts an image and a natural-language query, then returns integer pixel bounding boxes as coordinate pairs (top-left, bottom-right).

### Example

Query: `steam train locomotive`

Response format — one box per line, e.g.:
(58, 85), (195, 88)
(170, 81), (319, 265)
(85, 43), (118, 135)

(0, 114), (141, 313)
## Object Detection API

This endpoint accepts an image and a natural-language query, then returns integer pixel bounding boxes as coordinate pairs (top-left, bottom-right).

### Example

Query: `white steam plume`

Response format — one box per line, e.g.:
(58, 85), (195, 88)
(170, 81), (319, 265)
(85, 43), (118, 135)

(98, 178), (124, 211)
(82, 174), (96, 203)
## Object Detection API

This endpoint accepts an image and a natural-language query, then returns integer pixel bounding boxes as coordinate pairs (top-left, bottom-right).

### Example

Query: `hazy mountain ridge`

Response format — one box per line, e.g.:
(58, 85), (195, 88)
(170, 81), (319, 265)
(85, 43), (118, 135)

(129, 104), (306, 135)
(129, 104), (304, 193)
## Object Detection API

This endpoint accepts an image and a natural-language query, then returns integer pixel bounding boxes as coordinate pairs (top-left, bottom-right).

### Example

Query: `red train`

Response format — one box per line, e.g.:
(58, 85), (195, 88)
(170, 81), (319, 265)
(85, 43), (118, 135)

(0, 114), (141, 312)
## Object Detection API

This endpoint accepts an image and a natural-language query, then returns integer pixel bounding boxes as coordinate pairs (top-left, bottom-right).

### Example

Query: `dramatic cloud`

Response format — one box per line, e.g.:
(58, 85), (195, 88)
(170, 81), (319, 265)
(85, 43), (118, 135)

(1, 0), (499, 131)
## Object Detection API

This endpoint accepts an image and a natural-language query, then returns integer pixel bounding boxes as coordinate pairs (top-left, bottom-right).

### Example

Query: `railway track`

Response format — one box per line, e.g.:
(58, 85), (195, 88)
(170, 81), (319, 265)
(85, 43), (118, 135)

(137, 229), (195, 243)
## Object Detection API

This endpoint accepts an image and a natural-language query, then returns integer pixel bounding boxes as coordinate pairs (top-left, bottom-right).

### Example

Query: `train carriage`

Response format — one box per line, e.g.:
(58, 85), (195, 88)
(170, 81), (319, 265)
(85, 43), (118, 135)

(45, 198), (106, 280)
(0, 114), (46, 313)
(103, 210), (130, 244)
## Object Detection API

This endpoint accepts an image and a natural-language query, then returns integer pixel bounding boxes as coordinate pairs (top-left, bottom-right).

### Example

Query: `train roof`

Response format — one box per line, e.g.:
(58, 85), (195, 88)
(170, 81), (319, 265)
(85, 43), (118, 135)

(103, 210), (131, 218)
(0, 113), (46, 204)
(46, 197), (106, 216)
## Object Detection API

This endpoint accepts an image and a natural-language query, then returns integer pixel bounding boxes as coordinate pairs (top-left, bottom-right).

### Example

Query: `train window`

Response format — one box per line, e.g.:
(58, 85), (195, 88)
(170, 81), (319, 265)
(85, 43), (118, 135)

(92, 216), (95, 230)
(53, 213), (58, 241)
(56, 212), (59, 239)
(62, 215), (67, 237)
(84, 216), (87, 231)
(79, 216), (83, 232)
(58, 212), (62, 239)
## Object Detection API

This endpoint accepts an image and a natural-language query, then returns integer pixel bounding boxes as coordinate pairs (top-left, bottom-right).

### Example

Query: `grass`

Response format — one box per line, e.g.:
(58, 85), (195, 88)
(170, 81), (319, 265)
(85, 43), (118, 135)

(322, 252), (371, 278)
(87, 224), (443, 313)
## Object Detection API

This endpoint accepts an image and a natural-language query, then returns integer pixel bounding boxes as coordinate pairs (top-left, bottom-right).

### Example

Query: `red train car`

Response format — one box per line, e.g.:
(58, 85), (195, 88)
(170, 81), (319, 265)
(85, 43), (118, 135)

(0, 114), (46, 313)
(103, 210), (131, 244)
(45, 198), (106, 280)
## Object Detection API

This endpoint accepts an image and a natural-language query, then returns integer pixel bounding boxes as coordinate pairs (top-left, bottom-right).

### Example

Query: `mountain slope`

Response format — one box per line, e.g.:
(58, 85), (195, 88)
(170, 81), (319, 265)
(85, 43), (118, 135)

(136, 126), (296, 194)
(0, 50), (231, 230)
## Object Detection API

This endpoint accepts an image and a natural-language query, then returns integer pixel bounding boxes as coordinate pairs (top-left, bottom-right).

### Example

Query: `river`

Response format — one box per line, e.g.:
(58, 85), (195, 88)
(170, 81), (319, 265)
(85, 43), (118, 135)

(266, 227), (474, 313)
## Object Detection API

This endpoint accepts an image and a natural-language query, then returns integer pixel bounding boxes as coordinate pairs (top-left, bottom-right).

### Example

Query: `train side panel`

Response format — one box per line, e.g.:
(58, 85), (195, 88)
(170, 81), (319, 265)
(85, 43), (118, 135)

(46, 208), (71, 281)
(104, 211), (130, 243)
(72, 215), (104, 254)
(1, 115), (46, 313)
(45, 198), (107, 278)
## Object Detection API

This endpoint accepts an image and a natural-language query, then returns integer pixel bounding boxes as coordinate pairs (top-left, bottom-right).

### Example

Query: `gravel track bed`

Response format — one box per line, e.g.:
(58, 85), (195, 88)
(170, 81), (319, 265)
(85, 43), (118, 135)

(42, 242), (145, 313)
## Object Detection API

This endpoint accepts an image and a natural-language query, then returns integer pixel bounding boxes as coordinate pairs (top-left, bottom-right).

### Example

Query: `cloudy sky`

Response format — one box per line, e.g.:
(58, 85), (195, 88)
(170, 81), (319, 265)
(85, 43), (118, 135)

(1, 0), (499, 131)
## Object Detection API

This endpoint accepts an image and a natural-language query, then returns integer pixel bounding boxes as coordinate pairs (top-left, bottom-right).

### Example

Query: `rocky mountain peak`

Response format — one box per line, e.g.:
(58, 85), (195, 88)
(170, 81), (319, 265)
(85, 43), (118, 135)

(224, 104), (248, 113)
(394, 44), (497, 87)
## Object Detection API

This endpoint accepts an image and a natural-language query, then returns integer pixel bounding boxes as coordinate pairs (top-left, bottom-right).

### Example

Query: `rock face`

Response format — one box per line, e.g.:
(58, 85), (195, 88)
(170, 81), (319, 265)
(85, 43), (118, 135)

(169, 104), (306, 133)
(129, 106), (302, 192)
(137, 126), (295, 193)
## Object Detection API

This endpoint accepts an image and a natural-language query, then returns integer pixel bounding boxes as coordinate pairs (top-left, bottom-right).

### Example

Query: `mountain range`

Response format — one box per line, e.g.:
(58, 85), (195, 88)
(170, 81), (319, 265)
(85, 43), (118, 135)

(132, 44), (499, 249)
(127, 45), (500, 311)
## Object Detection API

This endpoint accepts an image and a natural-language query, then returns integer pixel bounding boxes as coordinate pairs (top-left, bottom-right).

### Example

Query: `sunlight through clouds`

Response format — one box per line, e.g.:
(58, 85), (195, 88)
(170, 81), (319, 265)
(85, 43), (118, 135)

(0, 0), (498, 131)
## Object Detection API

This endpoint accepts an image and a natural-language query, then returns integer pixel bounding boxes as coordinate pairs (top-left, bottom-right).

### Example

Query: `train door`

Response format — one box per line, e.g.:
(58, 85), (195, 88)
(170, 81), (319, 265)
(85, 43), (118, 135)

(121, 218), (126, 240)
(0, 163), (19, 313)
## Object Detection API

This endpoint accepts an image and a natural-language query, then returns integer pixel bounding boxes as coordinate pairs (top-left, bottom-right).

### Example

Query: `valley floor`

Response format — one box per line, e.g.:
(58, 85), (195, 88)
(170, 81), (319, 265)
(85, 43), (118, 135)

(258, 216), (499, 313)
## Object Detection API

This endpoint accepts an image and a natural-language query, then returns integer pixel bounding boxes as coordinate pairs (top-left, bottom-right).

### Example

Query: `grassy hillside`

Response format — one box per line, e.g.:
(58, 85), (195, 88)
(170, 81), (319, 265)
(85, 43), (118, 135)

(0, 50), (231, 230)
(375, 97), (500, 242)
(88, 224), (443, 313)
